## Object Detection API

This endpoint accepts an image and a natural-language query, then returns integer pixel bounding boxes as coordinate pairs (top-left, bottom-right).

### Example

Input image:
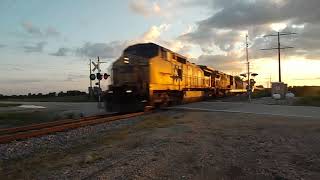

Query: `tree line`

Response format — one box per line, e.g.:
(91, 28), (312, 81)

(0, 90), (88, 99)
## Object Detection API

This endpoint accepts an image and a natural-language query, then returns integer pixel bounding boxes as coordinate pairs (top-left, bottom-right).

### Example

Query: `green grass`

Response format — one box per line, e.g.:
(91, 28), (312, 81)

(252, 89), (271, 99)
(294, 96), (320, 107)
(0, 111), (54, 128)
(0, 103), (21, 107)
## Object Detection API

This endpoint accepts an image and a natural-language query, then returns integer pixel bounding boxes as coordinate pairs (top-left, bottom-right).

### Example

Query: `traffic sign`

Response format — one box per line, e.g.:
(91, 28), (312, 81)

(92, 62), (100, 72)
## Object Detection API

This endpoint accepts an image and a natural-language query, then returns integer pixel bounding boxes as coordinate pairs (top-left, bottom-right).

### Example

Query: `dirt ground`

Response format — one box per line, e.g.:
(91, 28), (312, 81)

(1, 110), (320, 180)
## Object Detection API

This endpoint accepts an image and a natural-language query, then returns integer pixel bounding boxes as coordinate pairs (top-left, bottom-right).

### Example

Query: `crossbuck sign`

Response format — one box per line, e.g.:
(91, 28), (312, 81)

(92, 62), (100, 72)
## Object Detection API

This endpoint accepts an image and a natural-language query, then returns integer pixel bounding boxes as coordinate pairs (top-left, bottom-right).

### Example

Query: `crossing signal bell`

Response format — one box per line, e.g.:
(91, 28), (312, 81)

(96, 73), (102, 80)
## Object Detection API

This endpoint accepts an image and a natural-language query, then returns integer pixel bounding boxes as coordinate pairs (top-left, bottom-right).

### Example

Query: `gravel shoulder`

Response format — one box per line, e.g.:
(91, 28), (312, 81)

(1, 110), (320, 179)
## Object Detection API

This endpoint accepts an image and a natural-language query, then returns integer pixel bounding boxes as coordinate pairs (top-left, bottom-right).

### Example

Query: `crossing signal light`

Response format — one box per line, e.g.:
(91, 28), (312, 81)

(96, 73), (102, 80)
(90, 74), (96, 80)
(103, 73), (110, 80)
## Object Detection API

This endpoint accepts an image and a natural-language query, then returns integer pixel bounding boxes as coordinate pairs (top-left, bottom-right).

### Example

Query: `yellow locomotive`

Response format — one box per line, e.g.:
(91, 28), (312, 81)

(104, 43), (247, 112)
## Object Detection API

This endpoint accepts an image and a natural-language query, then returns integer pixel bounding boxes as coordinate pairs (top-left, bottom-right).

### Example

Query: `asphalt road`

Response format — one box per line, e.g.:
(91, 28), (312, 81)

(169, 101), (320, 119)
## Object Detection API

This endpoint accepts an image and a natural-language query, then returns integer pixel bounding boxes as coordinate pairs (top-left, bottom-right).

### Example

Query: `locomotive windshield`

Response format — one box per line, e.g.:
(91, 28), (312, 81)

(123, 43), (158, 58)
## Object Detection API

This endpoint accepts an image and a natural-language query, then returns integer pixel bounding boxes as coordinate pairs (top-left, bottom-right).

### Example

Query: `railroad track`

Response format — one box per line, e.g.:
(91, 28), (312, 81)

(0, 111), (146, 144)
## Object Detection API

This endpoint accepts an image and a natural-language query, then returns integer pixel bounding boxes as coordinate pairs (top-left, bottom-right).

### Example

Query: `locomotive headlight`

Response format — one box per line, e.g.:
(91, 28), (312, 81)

(124, 57), (129, 64)
(126, 90), (132, 93)
(108, 90), (113, 94)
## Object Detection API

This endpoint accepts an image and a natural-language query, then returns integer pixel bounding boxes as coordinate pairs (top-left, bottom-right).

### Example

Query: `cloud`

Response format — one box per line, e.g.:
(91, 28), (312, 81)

(50, 47), (70, 56)
(21, 21), (61, 37)
(0, 79), (43, 84)
(75, 23), (171, 59)
(138, 24), (199, 57)
(65, 74), (87, 82)
(0, 44), (6, 48)
(23, 41), (46, 53)
(292, 77), (320, 81)
(177, 0), (320, 61)
(198, 1), (284, 30)
(129, 0), (162, 16)
(76, 41), (128, 59)
(46, 26), (60, 37)
(180, 28), (247, 54)
(196, 54), (244, 73)
(183, 0), (320, 29)
(129, 0), (149, 16)
(22, 21), (42, 36)
(141, 24), (170, 42)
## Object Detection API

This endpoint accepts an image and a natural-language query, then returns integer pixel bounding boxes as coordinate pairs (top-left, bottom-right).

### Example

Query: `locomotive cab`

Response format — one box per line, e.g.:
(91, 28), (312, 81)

(104, 44), (158, 112)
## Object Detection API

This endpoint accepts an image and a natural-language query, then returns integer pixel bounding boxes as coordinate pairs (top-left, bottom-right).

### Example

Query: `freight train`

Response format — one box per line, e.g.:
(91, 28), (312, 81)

(103, 43), (248, 112)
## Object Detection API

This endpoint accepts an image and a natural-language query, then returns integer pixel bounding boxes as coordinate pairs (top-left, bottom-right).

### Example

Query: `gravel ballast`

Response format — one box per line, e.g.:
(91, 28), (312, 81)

(1, 109), (320, 179)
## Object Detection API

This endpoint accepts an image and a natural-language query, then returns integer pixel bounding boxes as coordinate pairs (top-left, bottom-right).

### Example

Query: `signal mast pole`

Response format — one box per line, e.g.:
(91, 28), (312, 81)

(97, 56), (101, 89)
(97, 56), (102, 108)
(89, 59), (92, 88)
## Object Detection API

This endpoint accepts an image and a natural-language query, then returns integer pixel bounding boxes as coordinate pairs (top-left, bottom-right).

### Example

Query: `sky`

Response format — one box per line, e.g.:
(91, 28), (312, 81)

(0, 0), (320, 95)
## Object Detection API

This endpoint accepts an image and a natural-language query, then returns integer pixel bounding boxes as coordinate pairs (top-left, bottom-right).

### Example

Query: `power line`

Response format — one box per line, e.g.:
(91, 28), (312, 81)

(261, 31), (297, 83)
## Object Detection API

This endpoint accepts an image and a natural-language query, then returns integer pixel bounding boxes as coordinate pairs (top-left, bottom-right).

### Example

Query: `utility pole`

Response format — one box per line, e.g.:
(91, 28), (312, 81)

(246, 35), (251, 102)
(90, 57), (106, 108)
(261, 32), (296, 82)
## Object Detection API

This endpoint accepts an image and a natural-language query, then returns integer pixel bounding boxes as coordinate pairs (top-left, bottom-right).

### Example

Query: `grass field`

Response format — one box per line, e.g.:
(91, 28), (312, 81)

(295, 96), (320, 107)
(0, 110), (82, 128)
(0, 103), (21, 107)
(0, 111), (55, 128)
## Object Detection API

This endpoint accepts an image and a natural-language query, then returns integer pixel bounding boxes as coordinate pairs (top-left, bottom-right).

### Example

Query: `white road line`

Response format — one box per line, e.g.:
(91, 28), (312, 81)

(167, 107), (318, 119)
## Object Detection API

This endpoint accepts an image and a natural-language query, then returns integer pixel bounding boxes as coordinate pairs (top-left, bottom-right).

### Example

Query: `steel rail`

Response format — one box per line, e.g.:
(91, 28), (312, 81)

(0, 112), (145, 144)
(0, 113), (120, 135)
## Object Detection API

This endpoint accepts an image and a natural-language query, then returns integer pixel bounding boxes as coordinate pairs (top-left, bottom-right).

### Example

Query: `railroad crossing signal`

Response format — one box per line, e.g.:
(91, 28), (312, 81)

(90, 73), (109, 80)
(90, 74), (96, 80)
(90, 57), (108, 80)
(89, 56), (107, 109)
(96, 73), (103, 80)
(92, 62), (100, 72)
(103, 73), (110, 80)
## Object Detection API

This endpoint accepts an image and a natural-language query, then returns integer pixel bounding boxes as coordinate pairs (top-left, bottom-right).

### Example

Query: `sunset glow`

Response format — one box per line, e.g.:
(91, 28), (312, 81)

(270, 23), (287, 32)
(0, 0), (319, 95)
